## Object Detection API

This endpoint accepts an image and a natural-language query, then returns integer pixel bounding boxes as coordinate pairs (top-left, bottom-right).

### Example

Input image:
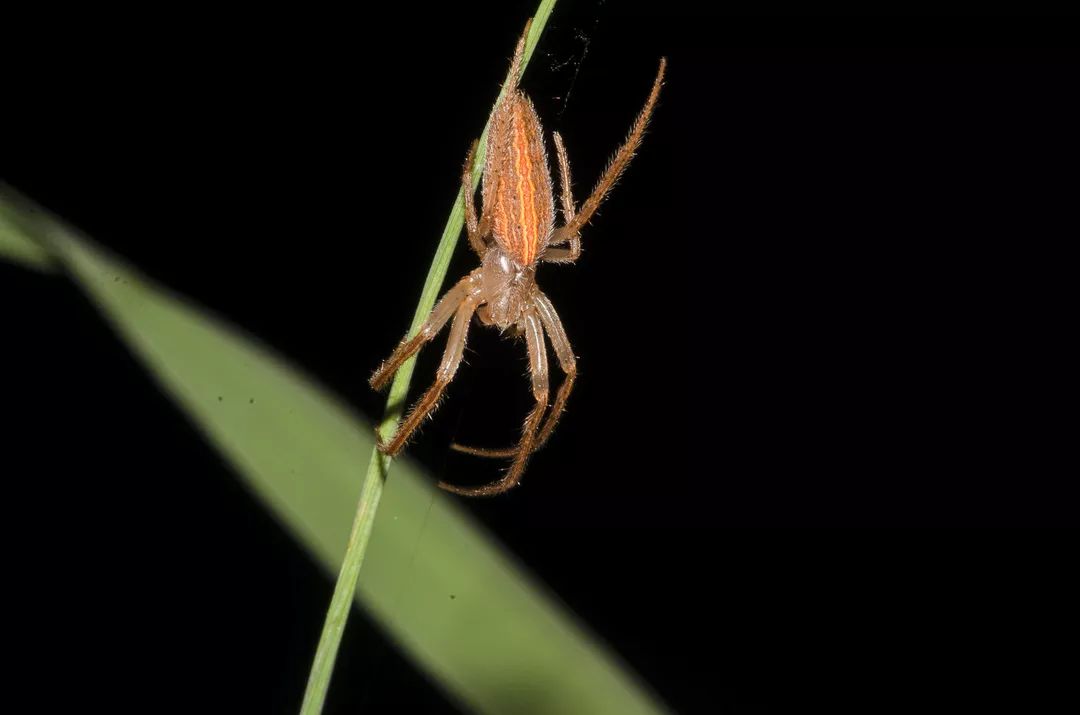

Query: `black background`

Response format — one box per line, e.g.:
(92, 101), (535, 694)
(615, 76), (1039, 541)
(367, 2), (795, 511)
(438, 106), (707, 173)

(3, 2), (1077, 713)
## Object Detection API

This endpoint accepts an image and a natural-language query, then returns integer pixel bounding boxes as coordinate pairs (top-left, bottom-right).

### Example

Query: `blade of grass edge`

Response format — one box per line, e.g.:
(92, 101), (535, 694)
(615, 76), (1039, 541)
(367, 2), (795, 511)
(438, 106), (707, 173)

(300, 5), (558, 713)
(0, 184), (669, 713)
(3, 7), (669, 710)
(0, 198), (57, 272)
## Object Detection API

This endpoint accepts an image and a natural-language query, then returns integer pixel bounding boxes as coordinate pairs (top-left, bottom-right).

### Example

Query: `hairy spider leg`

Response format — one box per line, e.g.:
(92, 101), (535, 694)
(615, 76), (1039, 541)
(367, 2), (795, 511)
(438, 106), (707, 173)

(461, 140), (490, 256)
(373, 277), (481, 456)
(540, 131), (581, 264)
(439, 310), (550, 496)
(451, 291), (575, 459)
(369, 274), (478, 391)
(549, 57), (667, 247)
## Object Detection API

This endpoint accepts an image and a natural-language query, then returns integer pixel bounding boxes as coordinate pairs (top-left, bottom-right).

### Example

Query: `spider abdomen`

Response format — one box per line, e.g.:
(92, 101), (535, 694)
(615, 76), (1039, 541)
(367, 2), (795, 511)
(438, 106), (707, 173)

(482, 92), (555, 267)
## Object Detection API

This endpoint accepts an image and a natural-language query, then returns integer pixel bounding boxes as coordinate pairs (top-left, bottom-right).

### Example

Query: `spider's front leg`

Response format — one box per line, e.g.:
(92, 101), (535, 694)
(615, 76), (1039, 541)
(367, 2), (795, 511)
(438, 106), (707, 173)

(377, 288), (481, 456)
(370, 273), (479, 392)
(450, 292), (575, 460)
(532, 292), (577, 448)
(439, 310), (550, 496)
(371, 272), (481, 456)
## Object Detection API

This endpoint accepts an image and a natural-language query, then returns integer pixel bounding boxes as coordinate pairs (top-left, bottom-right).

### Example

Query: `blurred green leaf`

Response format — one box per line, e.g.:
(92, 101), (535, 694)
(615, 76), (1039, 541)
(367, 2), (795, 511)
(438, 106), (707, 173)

(0, 198), (56, 272)
(0, 187), (668, 714)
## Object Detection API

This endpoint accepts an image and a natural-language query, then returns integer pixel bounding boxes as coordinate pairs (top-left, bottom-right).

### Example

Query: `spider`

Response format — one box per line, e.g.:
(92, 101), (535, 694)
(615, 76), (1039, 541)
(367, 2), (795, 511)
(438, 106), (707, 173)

(371, 23), (666, 497)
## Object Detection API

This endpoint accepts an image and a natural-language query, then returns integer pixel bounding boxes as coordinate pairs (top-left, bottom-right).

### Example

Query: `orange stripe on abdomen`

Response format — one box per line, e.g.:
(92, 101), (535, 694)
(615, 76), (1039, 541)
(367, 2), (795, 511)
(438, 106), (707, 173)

(511, 106), (539, 264)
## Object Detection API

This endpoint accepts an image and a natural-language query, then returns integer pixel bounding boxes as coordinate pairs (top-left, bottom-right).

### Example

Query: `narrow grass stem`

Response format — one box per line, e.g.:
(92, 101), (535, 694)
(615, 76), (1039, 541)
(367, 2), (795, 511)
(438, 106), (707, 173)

(299, 5), (557, 712)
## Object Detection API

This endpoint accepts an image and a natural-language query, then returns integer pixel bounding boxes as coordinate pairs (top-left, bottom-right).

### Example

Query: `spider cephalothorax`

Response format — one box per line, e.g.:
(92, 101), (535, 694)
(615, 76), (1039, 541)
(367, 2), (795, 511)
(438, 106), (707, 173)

(476, 249), (536, 331)
(371, 21), (666, 496)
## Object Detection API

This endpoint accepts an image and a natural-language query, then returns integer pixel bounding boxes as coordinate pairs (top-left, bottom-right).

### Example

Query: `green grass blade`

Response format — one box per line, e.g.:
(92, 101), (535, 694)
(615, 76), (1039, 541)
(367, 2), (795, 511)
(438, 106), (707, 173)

(2, 103), (668, 715)
(302, 4), (558, 711)
(0, 198), (57, 272)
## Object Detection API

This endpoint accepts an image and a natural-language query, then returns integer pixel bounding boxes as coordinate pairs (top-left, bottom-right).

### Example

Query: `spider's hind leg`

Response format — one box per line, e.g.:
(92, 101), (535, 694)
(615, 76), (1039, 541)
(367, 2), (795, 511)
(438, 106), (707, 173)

(542, 132), (582, 264)
(504, 18), (531, 94)
(563, 58), (666, 237)
(462, 140), (491, 256)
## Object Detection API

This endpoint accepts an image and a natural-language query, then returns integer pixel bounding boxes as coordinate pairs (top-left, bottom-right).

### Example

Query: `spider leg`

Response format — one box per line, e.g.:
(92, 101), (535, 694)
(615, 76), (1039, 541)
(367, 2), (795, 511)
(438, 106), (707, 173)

(370, 273), (478, 391)
(448, 445), (517, 458)
(553, 131), (577, 224)
(451, 292), (575, 459)
(540, 246), (578, 263)
(554, 58), (666, 242)
(377, 291), (481, 456)
(542, 132), (581, 264)
(461, 140), (491, 256)
(526, 292), (575, 448)
(439, 310), (549, 496)
(504, 18), (531, 96)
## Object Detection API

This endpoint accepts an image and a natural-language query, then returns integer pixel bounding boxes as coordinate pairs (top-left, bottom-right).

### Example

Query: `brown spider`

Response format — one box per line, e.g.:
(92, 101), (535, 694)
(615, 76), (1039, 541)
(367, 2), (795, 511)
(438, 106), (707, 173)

(371, 24), (666, 497)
